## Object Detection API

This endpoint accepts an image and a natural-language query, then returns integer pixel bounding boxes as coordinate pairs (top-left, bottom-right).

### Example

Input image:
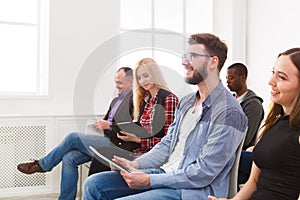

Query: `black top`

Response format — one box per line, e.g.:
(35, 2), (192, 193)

(252, 115), (300, 200)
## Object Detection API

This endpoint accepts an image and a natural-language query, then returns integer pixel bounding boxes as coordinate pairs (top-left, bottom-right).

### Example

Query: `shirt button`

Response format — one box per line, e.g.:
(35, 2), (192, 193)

(118, 142), (122, 145)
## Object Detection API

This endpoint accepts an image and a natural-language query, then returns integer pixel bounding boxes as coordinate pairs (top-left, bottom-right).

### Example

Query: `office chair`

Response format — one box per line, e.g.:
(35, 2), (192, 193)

(228, 134), (246, 198)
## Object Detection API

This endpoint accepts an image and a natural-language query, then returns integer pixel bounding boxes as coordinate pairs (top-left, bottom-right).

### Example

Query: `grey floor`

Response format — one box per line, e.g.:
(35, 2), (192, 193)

(0, 194), (81, 200)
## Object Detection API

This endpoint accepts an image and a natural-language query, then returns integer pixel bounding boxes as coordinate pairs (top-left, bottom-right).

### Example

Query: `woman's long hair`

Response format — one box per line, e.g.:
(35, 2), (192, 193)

(259, 48), (300, 138)
(133, 58), (170, 120)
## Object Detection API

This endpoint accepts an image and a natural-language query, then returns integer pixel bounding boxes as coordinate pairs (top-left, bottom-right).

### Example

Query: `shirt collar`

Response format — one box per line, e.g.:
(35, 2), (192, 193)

(144, 90), (159, 104)
(118, 90), (132, 99)
(236, 91), (248, 103)
(190, 81), (224, 108)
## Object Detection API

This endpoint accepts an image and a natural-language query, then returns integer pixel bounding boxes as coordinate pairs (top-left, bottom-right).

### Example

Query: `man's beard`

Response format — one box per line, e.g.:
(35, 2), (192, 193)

(228, 82), (242, 93)
(185, 63), (208, 85)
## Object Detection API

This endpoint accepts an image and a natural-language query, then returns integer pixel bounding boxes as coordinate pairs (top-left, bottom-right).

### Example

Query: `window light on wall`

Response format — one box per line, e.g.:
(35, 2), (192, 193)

(0, 0), (49, 96)
(120, 0), (212, 71)
(119, 0), (213, 96)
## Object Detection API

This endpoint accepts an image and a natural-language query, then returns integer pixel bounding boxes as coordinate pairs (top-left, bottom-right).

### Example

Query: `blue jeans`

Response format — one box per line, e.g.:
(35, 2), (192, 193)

(83, 169), (181, 200)
(38, 132), (111, 200)
(238, 150), (253, 186)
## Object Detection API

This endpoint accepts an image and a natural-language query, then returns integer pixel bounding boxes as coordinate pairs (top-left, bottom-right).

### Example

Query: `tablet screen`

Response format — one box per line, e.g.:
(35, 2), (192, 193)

(89, 146), (130, 173)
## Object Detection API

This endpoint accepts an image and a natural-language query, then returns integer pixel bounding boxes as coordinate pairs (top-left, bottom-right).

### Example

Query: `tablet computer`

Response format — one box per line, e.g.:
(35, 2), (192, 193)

(89, 146), (130, 173)
(112, 121), (149, 138)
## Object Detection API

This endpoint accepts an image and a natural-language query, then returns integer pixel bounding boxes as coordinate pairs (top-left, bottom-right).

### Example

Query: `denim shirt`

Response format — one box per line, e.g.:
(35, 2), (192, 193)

(137, 82), (248, 199)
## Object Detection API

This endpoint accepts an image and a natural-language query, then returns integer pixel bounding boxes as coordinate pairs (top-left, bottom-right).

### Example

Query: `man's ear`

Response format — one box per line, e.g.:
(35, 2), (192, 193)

(209, 56), (219, 70)
(211, 56), (218, 63)
(240, 74), (247, 82)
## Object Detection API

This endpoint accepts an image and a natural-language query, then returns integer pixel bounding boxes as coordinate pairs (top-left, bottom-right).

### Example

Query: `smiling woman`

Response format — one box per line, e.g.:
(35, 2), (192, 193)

(269, 54), (300, 116)
(208, 48), (300, 200)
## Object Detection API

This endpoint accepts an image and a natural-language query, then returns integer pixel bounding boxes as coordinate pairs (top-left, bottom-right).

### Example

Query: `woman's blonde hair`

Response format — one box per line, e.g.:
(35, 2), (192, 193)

(133, 58), (170, 120)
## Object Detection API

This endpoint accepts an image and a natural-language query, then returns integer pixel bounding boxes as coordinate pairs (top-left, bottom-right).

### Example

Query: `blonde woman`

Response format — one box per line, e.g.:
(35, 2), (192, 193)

(88, 58), (179, 174)
(119, 58), (179, 155)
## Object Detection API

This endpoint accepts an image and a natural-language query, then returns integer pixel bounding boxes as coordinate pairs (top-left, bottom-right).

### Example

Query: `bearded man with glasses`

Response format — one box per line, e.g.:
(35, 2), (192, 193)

(82, 33), (248, 200)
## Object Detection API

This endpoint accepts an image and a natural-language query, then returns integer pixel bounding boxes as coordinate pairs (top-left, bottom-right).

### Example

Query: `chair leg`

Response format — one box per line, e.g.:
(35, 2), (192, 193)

(78, 165), (83, 199)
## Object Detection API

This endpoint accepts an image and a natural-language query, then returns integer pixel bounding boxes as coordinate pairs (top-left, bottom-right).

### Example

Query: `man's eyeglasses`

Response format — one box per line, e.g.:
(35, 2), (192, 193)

(182, 52), (212, 62)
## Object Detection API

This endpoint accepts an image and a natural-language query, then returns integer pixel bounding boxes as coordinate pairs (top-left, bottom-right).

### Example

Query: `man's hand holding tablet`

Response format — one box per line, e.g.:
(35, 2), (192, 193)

(89, 146), (130, 173)
(113, 156), (151, 189)
(90, 146), (150, 189)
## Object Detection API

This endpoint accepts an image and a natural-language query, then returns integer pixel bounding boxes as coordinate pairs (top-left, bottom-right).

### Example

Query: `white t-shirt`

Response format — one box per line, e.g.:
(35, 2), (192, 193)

(236, 91), (247, 103)
(161, 104), (202, 173)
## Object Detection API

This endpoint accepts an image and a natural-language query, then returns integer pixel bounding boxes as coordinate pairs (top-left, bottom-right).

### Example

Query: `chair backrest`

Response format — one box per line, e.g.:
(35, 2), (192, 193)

(227, 135), (246, 198)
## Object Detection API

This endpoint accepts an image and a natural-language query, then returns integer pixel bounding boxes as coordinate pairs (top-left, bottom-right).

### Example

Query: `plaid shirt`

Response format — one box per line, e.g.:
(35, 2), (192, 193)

(135, 93), (178, 154)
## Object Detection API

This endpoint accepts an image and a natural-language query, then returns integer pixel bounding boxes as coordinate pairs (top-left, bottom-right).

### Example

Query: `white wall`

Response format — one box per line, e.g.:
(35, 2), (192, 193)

(0, 0), (120, 116)
(214, 0), (300, 113)
(213, 0), (247, 80)
(246, 0), (300, 111)
(1, 0), (300, 116)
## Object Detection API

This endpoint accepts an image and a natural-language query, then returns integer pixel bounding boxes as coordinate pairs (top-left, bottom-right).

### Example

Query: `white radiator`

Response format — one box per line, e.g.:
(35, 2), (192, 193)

(0, 115), (93, 198)
(0, 118), (53, 197)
